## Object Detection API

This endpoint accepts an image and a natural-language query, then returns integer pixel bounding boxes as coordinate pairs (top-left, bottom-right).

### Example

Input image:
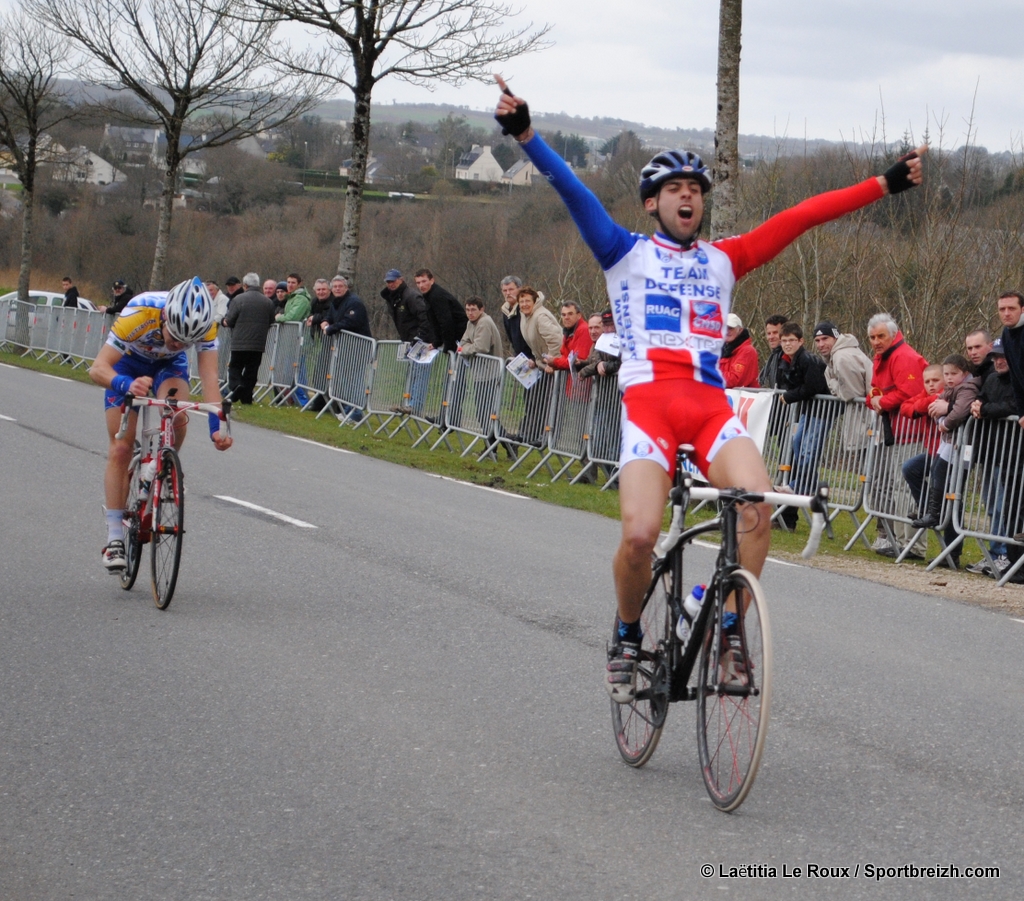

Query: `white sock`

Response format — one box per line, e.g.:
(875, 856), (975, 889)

(106, 508), (125, 543)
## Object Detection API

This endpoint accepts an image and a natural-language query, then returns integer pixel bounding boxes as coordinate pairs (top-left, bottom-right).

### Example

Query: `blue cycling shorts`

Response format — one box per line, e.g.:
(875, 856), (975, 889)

(103, 352), (190, 409)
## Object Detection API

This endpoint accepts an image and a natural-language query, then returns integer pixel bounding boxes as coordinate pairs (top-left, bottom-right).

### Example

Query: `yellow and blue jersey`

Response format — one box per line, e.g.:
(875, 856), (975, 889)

(106, 292), (218, 361)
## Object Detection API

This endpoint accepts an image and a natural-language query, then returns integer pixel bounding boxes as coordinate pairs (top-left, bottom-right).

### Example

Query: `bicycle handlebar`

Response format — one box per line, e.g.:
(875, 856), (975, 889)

(115, 395), (232, 441)
(658, 482), (830, 561)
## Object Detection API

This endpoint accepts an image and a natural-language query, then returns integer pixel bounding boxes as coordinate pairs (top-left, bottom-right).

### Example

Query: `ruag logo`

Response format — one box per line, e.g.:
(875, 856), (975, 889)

(689, 300), (723, 338)
(645, 294), (682, 332)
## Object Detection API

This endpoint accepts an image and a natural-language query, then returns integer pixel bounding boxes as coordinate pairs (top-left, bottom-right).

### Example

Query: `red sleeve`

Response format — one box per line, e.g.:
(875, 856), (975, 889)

(879, 353), (926, 412)
(900, 392), (934, 418)
(714, 178), (884, 279)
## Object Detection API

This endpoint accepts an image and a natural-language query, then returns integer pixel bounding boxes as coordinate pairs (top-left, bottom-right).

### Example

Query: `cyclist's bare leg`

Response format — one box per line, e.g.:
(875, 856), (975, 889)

(158, 377), (191, 450)
(104, 407), (138, 510)
(707, 436), (772, 613)
(613, 459), (672, 625)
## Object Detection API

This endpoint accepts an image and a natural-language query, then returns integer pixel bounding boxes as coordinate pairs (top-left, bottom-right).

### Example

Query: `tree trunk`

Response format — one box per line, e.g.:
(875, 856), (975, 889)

(150, 132), (183, 289)
(17, 186), (34, 303)
(711, 0), (742, 241)
(337, 76), (373, 285)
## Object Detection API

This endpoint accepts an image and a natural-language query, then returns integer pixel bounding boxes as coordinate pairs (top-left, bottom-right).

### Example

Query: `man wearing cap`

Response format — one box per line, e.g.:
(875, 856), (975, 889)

(814, 321), (872, 401)
(381, 269), (436, 415)
(720, 313), (759, 388)
(106, 279), (134, 318)
(814, 320), (874, 457)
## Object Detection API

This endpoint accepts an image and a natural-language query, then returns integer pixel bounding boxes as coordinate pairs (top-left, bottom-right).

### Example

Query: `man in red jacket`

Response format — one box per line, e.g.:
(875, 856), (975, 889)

(867, 313), (928, 557)
(540, 300), (594, 372)
(720, 313), (760, 388)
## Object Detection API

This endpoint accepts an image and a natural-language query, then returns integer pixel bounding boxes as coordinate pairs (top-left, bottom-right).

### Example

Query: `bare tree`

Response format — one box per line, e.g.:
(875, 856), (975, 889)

(28, 0), (327, 288)
(253, 0), (549, 283)
(710, 0), (741, 240)
(0, 8), (75, 304)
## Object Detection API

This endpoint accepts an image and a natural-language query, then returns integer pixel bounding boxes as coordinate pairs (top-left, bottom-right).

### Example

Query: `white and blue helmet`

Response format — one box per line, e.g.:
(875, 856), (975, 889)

(164, 277), (214, 343)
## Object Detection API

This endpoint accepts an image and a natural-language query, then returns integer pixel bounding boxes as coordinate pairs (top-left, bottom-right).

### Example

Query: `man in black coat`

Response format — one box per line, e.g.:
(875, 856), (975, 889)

(381, 269), (435, 415)
(105, 279), (133, 318)
(414, 268), (467, 354)
(322, 276), (371, 339)
(224, 272), (276, 404)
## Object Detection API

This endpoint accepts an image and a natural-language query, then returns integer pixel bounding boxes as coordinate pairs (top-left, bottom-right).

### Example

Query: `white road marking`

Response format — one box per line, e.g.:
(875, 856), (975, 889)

(423, 471), (528, 499)
(0, 413), (15, 421)
(41, 373), (73, 382)
(0, 362), (16, 369)
(686, 539), (799, 568)
(214, 496), (317, 528)
(1014, 619), (1024, 626)
(287, 435), (355, 454)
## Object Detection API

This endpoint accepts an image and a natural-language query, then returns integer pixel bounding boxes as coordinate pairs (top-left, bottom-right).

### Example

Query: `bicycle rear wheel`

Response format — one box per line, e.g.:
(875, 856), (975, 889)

(150, 447), (184, 610)
(120, 457), (144, 591)
(611, 578), (671, 767)
(696, 569), (772, 811)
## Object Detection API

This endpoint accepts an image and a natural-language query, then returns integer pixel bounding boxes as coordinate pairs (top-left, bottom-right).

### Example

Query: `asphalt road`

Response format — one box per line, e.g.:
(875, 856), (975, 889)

(1, 363), (1021, 900)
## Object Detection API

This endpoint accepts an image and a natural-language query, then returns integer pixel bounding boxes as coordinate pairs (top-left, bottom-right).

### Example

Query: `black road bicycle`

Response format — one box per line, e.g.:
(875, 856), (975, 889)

(611, 445), (828, 811)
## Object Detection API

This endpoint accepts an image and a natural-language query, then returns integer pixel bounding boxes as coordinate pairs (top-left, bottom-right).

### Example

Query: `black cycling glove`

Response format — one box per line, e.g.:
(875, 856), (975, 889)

(883, 150), (919, 195)
(495, 86), (531, 138)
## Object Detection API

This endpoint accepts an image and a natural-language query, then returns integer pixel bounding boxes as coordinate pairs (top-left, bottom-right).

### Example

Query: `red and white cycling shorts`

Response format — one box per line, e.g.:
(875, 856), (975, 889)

(620, 379), (750, 478)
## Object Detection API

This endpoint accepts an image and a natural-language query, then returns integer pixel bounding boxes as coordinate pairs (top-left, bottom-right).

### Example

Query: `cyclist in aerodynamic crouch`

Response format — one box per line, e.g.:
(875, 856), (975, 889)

(495, 76), (925, 701)
(89, 277), (232, 571)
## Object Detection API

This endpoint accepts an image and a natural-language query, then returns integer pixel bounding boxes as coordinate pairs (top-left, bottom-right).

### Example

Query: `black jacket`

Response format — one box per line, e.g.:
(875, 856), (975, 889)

(63, 286), (79, 308)
(977, 368), (1017, 420)
(224, 289), (276, 352)
(501, 304), (529, 358)
(308, 295), (333, 334)
(422, 283), (467, 354)
(324, 293), (372, 339)
(759, 344), (783, 388)
(381, 282), (434, 344)
(106, 286), (133, 318)
(777, 346), (829, 409)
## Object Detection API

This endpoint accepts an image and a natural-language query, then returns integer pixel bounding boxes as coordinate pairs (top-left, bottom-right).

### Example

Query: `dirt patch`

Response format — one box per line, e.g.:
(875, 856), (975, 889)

(774, 550), (1024, 617)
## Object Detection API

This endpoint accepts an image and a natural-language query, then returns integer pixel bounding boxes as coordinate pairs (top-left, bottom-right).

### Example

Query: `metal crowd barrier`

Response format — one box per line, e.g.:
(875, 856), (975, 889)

(527, 370), (594, 481)
(954, 416), (1024, 585)
(484, 370), (558, 471)
(430, 352), (504, 456)
(320, 331), (376, 424)
(266, 321), (303, 405)
(215, 325), (232, 389)
(253, 325), (279, 402)
(849, 408), (933, 556)
(583, 374), (622, 489)
(357, 340), (449, 443)
(294, 328), (332, 411)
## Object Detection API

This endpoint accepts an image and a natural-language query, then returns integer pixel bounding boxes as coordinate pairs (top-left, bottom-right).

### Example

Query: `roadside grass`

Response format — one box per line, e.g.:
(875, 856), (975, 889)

(0, 347), (987, 569)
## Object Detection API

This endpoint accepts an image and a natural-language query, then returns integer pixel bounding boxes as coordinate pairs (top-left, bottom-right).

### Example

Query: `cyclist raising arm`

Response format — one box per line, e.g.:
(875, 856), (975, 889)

(494, 76), (924, 702)
(89, 277), (232, 571)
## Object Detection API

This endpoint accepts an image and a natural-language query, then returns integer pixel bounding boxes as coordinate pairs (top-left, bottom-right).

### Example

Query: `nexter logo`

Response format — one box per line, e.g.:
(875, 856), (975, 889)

(689, 300), (723, 337)
(645, 294), (682, 332)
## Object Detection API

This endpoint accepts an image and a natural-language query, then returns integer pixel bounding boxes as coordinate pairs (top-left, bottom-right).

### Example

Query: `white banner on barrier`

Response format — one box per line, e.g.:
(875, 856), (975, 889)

(725, 389), (774, 454)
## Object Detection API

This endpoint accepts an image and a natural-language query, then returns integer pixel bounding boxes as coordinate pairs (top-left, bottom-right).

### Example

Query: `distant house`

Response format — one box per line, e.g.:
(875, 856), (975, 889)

(50, 146), (124, 186)
(102, 125), (161, 166)
(233, 135), (277, 159)
(455, 145), (503, 182)
(339, 156), (382, 183)
(502, 159), (540, 187)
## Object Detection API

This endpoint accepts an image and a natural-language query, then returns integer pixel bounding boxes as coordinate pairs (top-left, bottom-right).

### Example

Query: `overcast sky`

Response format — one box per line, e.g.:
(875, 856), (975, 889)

(368, 0), (1023, 152)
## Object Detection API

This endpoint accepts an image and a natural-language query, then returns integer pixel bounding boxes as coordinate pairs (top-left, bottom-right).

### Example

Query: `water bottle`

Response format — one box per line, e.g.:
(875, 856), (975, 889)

(676, 584), (707, 645)
(138, 459), (157, 499)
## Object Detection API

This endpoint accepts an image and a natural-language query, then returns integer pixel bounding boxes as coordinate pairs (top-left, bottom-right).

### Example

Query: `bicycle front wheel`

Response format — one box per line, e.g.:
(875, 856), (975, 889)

(696, 569), (772, 812)
(120, 456), (144, 591)
(611, 579), (670, 767)
(150, 447), (184, 610)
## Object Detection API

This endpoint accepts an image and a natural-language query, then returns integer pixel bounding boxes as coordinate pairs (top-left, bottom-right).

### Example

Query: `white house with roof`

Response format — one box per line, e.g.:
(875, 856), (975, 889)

(502, 159), (540, 187)
(51, 146), (124, 185)
(455, 145), (503, 182)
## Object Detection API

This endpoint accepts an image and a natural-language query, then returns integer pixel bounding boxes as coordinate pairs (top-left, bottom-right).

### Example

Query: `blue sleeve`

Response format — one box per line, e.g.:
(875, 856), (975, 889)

(520, 134), (636, 270)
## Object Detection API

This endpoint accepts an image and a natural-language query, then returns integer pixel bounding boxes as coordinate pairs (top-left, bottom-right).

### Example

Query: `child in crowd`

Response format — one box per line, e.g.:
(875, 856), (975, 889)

(909, 355), (980, 566)
(776, 322), (830, 528)
(900, 364), (944, 549)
